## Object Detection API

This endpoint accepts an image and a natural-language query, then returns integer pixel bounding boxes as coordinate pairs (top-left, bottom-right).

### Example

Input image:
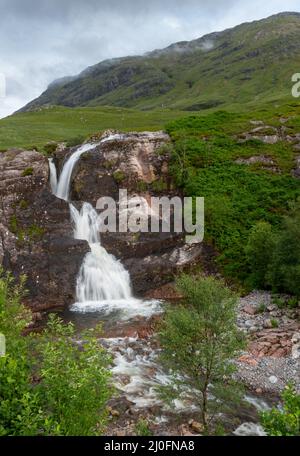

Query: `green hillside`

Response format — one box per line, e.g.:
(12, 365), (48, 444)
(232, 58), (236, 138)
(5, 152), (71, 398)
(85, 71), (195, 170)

(0, 106), (196, 150)
(21, 12), (300, 112)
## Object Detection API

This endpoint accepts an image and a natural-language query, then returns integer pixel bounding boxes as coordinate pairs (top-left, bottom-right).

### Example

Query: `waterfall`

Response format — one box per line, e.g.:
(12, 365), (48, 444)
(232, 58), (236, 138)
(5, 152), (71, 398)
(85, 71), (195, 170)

(49, 137), (159, 317)
(48, 158), (58, 194)
(55, 143), (99, 201)
(70, 202), (132, 303)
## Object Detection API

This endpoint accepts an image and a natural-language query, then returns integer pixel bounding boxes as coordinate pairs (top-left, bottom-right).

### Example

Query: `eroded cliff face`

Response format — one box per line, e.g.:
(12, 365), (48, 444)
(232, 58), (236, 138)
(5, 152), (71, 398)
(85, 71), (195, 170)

(0, 149), (88, 311)
(0, 131), (202, 311)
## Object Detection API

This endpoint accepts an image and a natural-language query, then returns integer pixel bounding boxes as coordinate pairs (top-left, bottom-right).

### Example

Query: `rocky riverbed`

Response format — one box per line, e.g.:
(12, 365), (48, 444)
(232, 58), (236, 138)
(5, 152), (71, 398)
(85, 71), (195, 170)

(235, 291), (300, 396)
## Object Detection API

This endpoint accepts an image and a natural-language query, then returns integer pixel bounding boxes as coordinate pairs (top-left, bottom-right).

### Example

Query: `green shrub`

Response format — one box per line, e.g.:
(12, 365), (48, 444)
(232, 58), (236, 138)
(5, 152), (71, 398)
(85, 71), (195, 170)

(151, 178), (167, 192)
(134, 418), (152, 436)
(268, 200), (300, 297)
(0, 269), (113, 436)
(113, 170), (125, 183)
(136, 180), (148, 192)
(260, 385), (300, 436)
(43, 143), (58, 155)
(245, 221), (276, 288)
(19, 199), (29, 210)
(66, 136), (86, 148)
(22, 167), (33, 177)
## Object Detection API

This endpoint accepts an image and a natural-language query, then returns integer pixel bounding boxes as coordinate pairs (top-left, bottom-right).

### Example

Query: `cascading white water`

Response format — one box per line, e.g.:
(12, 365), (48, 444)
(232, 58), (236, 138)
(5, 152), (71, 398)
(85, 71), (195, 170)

(55, 143), (99, 201)
(70, 202), (132, 303)
(49, 137), (161, 318)
(48, 158), (58, 194)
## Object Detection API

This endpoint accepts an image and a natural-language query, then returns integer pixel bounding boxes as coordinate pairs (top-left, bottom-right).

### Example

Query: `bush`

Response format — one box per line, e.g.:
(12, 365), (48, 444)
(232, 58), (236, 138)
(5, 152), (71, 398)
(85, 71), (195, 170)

(260, 385), (300, 436)
(245, 221), (276, 288)
(22, 167), (33, 177)
(43, 143), (58, 155)
(268, 200), (300, 297)
(159, 275), (244, 432)
(0, 269), (113, 435)
(113, 170), (125, 183)
(66, 136), (86, 148)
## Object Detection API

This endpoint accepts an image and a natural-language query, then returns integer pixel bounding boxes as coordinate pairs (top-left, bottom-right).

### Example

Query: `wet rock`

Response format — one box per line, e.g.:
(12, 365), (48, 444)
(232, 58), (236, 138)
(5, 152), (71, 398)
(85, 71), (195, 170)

(292, 156), (300, 178)
(291, 332), (300, 359)
(0, 149), (89, 311)
(233, 422), (267, 436)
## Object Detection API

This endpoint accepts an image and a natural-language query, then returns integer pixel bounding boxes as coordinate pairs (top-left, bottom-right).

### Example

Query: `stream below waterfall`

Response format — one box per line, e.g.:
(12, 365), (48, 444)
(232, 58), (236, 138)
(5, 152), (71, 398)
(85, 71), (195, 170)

(48, 138), (274, 436)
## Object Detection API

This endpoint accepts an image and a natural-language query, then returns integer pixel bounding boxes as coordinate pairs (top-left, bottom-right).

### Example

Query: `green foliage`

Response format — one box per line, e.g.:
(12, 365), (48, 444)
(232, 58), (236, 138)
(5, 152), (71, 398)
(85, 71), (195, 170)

(0, 269), (113, 436)
(167, 109), (300, 285)
(260, 385), (300, 436)
(9, 215), (19, 235)
(268, 200), (300, 296)
(271, 318), (279, 328)
(134, 418), (153, 436)
(245, 200), (300, 296)
(19, 199), (29, 210)
(22, 167), (33, 177)
(113, 170), (125, 183)
(257, 303), (266, 314)
(151, 178), (167, 192)
(43, 142), (58, 156)
(245, 221), (276, 288)
(159, 275), (244, 431)
(27, 224), (45, 241)
(32, 315), (113, 436)
(66, 135), (86, 148)
(136, 180), (148, 192)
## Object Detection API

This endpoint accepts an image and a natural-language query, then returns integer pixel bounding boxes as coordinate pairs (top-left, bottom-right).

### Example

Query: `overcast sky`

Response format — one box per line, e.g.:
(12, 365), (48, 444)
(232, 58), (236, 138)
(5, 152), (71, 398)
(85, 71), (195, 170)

(0, 0), (299, 118)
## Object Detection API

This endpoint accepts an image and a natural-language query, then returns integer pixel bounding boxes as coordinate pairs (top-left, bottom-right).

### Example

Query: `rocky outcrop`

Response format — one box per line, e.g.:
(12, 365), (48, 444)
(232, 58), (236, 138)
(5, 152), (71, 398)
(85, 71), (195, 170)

(54, 131), (202, 295)
(0, 149), (88, 311)
(0, 131), (203, 310)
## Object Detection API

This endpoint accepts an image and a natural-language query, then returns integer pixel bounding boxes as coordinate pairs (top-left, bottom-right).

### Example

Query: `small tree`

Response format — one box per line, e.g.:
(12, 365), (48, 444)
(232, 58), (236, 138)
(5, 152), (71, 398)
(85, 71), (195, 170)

(260, 384), (300, 436)
(159, 275), (244, 432)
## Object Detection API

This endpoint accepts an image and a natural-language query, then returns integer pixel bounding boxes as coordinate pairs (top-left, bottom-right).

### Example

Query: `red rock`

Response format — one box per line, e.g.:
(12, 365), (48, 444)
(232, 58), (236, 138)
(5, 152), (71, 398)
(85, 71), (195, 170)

(238, 354), (258, 366)
(243, 305), (258, 315)
(272, 348), (286, 358)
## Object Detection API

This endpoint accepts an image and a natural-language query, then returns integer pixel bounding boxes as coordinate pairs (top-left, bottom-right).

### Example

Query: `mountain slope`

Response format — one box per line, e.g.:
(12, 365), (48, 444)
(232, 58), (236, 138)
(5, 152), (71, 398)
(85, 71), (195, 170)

(21, 12), (300, 112)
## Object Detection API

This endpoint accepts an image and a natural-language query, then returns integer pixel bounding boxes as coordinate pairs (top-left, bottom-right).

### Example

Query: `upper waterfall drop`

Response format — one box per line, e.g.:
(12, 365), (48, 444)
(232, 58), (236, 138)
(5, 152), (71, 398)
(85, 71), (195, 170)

(55, 142), (99, 201)
(54, 134), (123, 201)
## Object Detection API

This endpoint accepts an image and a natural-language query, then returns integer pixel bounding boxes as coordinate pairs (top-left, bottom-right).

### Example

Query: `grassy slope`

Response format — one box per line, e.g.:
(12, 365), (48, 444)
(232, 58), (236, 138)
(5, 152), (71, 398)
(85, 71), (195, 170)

(166, 101), (300, 284)
(0, 106), (198, 150)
